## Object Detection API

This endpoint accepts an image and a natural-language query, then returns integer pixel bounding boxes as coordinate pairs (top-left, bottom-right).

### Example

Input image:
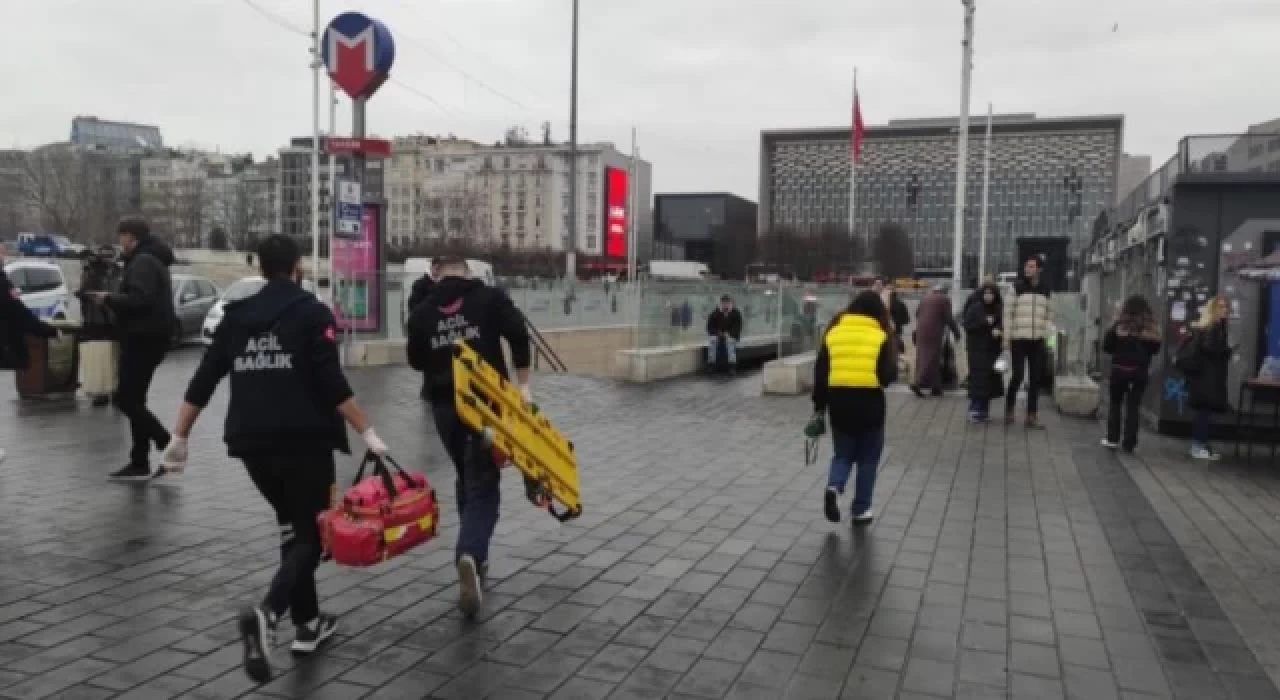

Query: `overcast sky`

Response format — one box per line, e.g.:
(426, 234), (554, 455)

(3, 0), (1275, 198)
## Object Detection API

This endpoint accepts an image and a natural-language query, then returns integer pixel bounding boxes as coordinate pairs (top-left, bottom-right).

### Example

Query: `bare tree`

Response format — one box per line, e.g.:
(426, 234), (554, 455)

(23, 147), (110, 238)
(873, 222), (915, 279)
(208, 179), (270, 251)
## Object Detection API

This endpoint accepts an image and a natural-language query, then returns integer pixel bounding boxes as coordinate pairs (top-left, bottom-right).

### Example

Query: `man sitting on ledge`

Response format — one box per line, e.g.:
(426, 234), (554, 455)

(706, 294), (743, 375)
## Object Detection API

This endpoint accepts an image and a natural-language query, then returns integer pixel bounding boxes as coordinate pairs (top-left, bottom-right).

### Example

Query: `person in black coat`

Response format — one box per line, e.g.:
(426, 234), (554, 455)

(0, 250), (59, 463)
(705, 295), (743, 373)
(962, 283), (1004, 422)
(1184, 296), (1231, 460)
(1101, 295), (1162, 452)
(85, 217), (178, 480)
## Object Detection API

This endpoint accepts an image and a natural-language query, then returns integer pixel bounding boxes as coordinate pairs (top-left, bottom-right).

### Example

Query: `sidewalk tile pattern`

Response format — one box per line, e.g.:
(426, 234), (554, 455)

(0, 351), (1275, 699)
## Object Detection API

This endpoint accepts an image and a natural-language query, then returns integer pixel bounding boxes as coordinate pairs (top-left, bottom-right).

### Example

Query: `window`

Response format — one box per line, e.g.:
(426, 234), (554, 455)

(503, 156), (511, 168)
(586, 235), (597, 249)
(501, 212), (510, 228)
(18, 266), (62, 293)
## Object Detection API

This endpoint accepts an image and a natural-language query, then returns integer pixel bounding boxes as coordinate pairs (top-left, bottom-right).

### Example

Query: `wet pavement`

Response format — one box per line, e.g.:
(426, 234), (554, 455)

(0, 349), (1279, 699)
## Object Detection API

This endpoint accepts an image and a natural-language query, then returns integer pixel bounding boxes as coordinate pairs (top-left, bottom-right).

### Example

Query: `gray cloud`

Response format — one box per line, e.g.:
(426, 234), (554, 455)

(2, 0), (1277, 199)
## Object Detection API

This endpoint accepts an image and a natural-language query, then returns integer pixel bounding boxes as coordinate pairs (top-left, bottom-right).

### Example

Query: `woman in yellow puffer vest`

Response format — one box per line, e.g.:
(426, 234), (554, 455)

(811, 291), (899, 525)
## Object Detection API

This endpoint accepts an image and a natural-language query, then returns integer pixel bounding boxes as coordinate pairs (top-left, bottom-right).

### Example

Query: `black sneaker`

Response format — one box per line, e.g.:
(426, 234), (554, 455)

(108, 463), (155, 482)
(824, 489), (841, 523)
(291, 613), (338, 655)
(909, 385), (925, 398)
(457, 555), (483, 619)
(238, 605), (276, 683)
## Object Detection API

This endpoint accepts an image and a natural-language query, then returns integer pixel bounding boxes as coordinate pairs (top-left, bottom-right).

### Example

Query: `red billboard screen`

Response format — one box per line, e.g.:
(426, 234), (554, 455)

(604, 167), (628, 258)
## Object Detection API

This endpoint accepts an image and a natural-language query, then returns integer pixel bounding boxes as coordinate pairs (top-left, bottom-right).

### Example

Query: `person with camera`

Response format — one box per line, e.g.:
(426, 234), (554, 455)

(406, 255), (532, 619)
(158, 235), (389, 683)
(84, 217), (178, 480)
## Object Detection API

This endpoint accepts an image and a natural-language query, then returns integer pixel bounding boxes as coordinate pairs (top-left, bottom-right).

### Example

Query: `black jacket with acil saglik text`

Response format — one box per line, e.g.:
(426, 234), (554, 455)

(406, 276), (531, 403)
(183, 279), (353, 458)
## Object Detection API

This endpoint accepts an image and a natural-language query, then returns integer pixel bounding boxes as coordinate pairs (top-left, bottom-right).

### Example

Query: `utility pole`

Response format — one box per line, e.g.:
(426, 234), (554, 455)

(949, 0), (975, 308)
(310, 0), (322, 284)
(627, 127), (638, 284)
(326, 80), (337, 306)
(565, 0), (579, 283)
(978, 102), (992, 281)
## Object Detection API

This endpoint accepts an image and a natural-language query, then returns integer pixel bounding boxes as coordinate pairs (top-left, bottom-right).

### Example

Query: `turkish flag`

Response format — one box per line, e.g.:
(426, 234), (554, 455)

(851, 90), (865, 162)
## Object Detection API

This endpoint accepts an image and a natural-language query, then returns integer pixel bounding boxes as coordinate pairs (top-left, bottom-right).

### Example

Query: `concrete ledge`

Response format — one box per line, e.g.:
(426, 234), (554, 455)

(1055, 375), (1100, 418)
(342, 339), (407, 368)
(615, 335), (784, 383)
(763, 351), (816, 395)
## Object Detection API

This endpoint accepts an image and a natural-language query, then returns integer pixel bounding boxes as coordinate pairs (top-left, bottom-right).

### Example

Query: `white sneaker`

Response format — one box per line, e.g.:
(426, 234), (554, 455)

(457, 555), (483, 619)
(1101, 438), (1119, 449)
(852, 508), (874, 525)
(1191, 446), (1221, 461)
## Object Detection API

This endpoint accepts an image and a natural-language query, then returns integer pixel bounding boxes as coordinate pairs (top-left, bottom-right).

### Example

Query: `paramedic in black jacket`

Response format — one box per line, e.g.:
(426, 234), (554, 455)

(406, 256), (532, 620)
(405, 258), (442, 317)
(157, 235), (389, 684)
(85, 217), (178, 481)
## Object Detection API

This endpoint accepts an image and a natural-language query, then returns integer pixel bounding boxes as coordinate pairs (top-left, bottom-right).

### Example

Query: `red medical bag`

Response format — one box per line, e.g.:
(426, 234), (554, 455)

(318, 452), (438, 567)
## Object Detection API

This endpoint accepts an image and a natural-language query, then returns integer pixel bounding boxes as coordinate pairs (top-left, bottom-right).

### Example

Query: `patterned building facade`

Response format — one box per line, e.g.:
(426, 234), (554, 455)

(759, 114), (1124, 276)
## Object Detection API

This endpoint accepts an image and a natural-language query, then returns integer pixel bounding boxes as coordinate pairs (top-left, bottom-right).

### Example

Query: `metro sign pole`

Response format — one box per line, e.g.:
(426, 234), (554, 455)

(321, 12), (395, 335)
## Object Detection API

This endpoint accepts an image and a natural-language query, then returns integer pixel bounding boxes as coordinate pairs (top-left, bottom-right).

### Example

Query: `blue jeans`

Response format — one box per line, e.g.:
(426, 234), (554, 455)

(828, 428), (884, 514)
(1192, 410), (1213, 449)
(707, 336), (737, 365)
(431, 402), (501, 564)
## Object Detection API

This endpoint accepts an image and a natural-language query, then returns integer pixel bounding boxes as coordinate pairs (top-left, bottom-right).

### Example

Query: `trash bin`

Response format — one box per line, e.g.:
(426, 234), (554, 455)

(16, 320), (80, 399)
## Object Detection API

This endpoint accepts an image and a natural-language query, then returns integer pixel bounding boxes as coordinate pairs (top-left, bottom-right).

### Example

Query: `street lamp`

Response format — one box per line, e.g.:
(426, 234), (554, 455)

(565, 0), (579, 283)
(949, 0), (975, 306)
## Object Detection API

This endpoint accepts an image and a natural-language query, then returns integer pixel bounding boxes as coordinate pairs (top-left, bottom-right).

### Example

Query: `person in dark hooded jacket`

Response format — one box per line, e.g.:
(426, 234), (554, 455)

(158, 235), (389, 683)
(405, 256), (532, 620)
(0, 242), (58, 463)
(962, 283), (1004, 422)
(85, 217), (178, 481)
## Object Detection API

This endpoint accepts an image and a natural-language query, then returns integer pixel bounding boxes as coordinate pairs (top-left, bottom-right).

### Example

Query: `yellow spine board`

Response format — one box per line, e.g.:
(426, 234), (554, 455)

(451, 342), (581, 513)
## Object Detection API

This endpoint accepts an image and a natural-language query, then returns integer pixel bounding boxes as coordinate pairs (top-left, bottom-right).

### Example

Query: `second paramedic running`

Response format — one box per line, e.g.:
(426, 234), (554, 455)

(405, 255), (532, 619)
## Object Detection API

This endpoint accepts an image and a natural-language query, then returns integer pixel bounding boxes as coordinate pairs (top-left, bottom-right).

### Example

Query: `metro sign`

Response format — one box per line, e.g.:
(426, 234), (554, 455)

(321, 12), (396, 100)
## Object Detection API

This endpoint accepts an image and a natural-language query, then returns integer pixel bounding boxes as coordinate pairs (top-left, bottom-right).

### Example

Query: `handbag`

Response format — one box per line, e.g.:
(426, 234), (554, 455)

(1174, 333), (1204, 376)
(317, 452), (439, 568)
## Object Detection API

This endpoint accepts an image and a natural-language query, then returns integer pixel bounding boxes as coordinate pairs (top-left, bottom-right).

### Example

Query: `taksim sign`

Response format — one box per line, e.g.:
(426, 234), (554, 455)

(321, 12), (396, 100)
(604, 167), (628, 258)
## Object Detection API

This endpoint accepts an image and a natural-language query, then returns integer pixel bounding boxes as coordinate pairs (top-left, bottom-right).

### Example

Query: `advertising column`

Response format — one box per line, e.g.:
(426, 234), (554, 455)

(331, 201), (382, 332)
(604, 166), (629, 259)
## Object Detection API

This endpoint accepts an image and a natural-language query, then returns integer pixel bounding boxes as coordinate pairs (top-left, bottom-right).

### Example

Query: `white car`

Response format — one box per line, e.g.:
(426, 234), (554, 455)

(202, 276), (317, 344)
(5, 260), (71, 320)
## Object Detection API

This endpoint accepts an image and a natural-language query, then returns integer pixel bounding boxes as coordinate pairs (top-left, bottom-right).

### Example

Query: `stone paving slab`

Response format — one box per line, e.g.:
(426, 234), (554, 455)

(0, 350), (1276, 699)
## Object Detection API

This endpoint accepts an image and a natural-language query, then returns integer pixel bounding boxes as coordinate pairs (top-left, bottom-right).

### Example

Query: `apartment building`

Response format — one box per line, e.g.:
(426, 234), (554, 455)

(384, 136), (653, 256)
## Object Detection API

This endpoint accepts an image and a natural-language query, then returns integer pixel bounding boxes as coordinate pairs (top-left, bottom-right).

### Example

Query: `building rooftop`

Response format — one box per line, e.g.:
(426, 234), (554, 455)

(762, 113), (1125, 141)
(70, 116), (163, 150)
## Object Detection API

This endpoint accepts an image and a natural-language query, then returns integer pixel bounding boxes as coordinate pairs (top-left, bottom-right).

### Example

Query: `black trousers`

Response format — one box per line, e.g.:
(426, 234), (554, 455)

(116, 337), (169, 466)
(244, 452), (336, 626)
(1107, 371), (1148, 450)
(1006, 339), (1047, 415)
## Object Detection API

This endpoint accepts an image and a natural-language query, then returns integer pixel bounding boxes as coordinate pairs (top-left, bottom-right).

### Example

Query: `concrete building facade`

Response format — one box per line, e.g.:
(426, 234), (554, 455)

(760, 113), (1124, 276)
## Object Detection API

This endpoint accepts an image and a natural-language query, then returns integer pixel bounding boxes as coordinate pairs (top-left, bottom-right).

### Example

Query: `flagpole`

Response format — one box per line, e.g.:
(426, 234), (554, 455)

(950, 0), (976, 310)
(847, 68), (858, 249)
(978, 102), (992, 281)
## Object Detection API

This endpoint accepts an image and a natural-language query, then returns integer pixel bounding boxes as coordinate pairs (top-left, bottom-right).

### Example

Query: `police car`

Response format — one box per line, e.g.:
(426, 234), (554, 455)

(202, 276), (318, 344)
(5, 260), (71, 320)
